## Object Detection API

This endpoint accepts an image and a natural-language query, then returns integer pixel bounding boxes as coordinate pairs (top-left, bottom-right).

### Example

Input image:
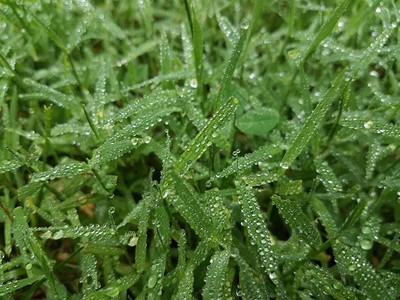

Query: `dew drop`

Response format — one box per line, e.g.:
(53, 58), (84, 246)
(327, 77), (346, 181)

(348, 264), (356, 271)
(364, 120), (373, 129)
(53, 230), (64, 240)
(104, 287), (119, 297)
(360, 239), (373, 250)
(189, 78), (198, 88)
(162, 189), (170, 198)
(269, 272), (277, 280)
(147, 275), (157, 288)
(279, 161), (290, 170)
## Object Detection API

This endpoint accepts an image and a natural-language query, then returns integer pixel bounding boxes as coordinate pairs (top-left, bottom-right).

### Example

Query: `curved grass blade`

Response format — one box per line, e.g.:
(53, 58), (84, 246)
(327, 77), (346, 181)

(242, 170), (279, 186)
(89, 106), (180, 167)
(80, 254), (100, 296)
(217, 14), (239, 46)
(175, 239), (212, 299)
(83, 273), (140, 300)
(236, 254), (269, 300)
(146, 254), (167, 299)
(237, 181), (286, 299)
(202, 250), (230, 300)
(116, 36), (156, 64)
(304, 263), (357, 300)
(314, 158), (343, 193)
(0, 277), (40, 297)
(311, 198), (338, 236)
(335, 243), (393, 299)
(271, 195), (320, 248)
(0, 159), (24, 174)
(31, 225), (125, 245)
(175, 265), (194, 300)
(340, 112), (400, 138)
(20, 78), (75, 110)
(351, 22), (397, 76)
(31, 162), (90, 182)
(275, 179), (303, 196)
(167, 172), (218, 243)
(112, 90), (179, 123)
(13, 207), (67, 297)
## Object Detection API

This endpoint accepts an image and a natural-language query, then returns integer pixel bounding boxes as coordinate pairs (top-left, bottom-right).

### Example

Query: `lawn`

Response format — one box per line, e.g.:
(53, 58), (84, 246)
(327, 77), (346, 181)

(0, 0), (400, 299)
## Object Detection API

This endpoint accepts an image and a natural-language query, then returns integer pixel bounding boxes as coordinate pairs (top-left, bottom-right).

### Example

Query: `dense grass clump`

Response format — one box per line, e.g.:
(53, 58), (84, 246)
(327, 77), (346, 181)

(1, 0), (400, 298)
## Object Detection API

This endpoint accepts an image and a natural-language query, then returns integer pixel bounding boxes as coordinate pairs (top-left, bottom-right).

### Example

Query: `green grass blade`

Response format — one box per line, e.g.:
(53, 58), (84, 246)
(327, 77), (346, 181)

(168, 172), (218, 243)
(271, 195), (320, 247)
(147, 254), (167, 299)
(0, 159), (24, 173)
(31, 162), (90, 182)
(23, 5), (67, 52)
(0, 277), (40, 297)
(80, 254), (100, 296)
(0, 51), (14, 74)
(202, 250), (230, 300)
(242, 170), (279, 186)
(275, 179), (303, 196)
(175, 265), (194, 300)
(213, 27), (248, 110)
(89, 106), (180, 168)
(351, 22), (397, 76)
(112, 90), (179, 123)
(31, 225), (124, 245)
(314, 158), (342, 193)
(335, 244), (393, 299)
(311, 198), (338, 236)
(19, 78), (76, 110)
(236, 254), (269, 300)
(304, 263), (357, 300)
(340, 112), (400, 138)
(83, 273), (140, 300)
(303, 0), (351, 61)
(173, 96), (238, 175)
(135, 200), (149, 273)
(160, 33), (173, 90)
(237, 181), (286, 298)
(191, 3), (204, 93)
(278, 68), (347, 175)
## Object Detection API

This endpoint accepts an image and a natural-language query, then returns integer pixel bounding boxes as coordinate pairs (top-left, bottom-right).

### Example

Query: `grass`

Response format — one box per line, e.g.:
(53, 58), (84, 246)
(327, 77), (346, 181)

(0, 0), (400, 298)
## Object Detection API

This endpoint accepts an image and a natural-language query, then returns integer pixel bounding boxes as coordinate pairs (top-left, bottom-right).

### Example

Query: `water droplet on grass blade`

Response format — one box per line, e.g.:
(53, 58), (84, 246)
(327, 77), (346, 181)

(104, 287), (120, 297)
(364, 120), (373, 129)
(360, 239), (373, 250)
(53, 230), (64, 240)
(240, 18), (250, 30)
(147, 275), (157, 288)
(189, 78), (198, 88)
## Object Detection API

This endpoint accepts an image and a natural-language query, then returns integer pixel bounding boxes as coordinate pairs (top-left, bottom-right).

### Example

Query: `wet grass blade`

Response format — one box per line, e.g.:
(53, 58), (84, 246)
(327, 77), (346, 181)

(278, 68), (347, 175)
(303, 0), (351, 62)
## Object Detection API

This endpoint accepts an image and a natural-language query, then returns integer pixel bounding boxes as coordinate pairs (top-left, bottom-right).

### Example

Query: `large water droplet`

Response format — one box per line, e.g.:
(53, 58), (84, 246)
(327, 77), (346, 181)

(360, 239), (373, 250)
(53, 230), (64, 240)
(147, 275), (157, 288)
